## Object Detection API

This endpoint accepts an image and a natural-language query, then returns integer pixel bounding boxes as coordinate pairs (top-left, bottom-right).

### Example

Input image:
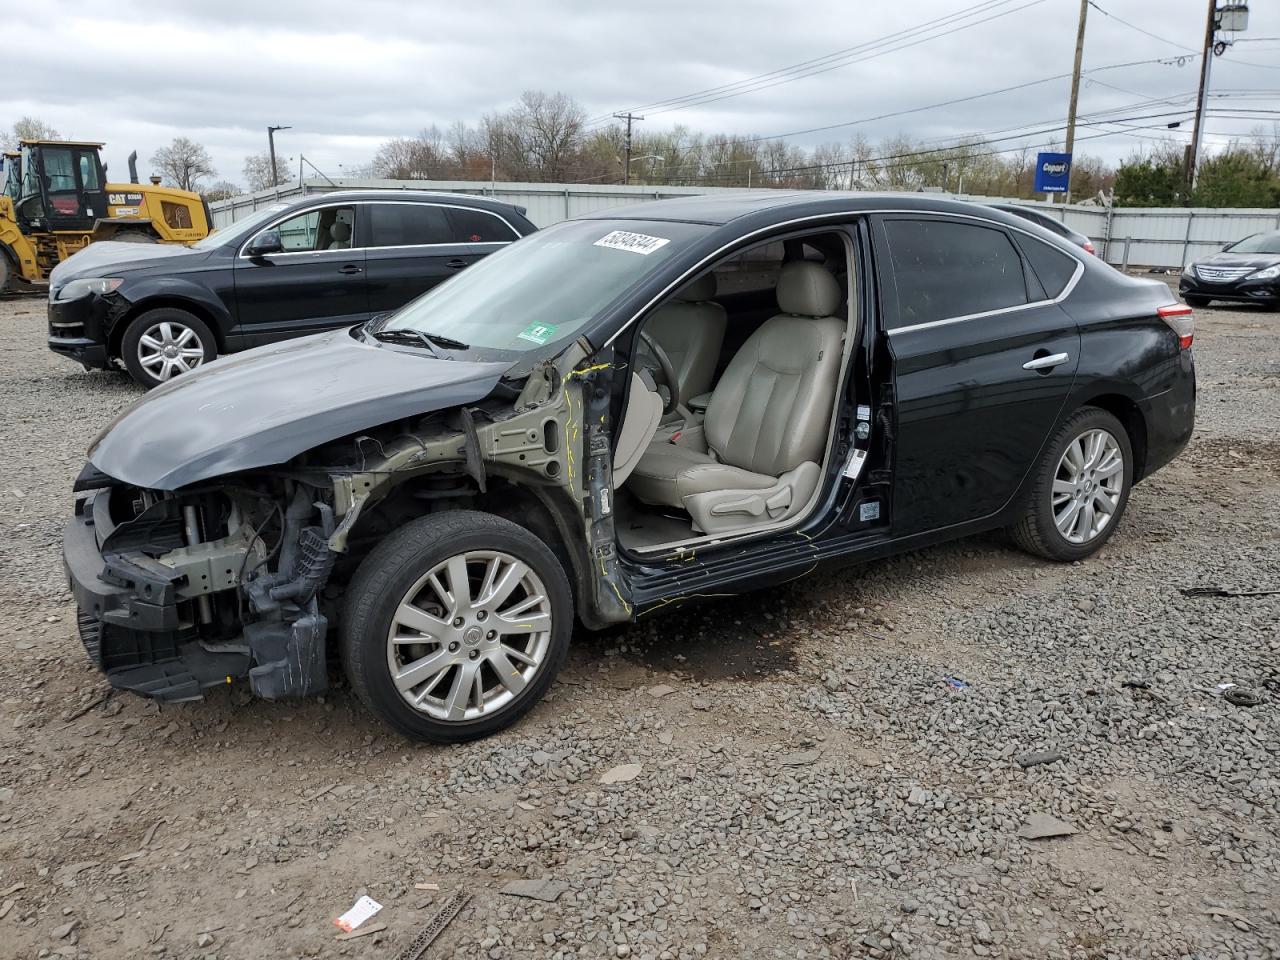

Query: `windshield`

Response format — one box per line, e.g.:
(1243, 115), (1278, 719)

(378, 219), (710, 358)
(1226, 231), (1280, 255)
(192, 202), (290, 250)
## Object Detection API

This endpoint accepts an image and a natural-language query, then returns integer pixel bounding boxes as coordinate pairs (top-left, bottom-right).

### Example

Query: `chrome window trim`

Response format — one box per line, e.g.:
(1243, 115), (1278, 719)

(238, 199), (522, 259)
(600, 207), (1086, 349)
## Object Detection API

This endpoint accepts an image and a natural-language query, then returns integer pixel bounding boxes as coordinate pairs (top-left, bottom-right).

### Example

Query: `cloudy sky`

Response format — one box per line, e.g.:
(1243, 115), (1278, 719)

(9, 0), (1279, 188)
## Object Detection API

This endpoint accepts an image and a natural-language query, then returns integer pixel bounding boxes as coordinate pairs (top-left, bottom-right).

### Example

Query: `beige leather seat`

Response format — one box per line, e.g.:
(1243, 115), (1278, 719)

(328, 221), (352, 250)
(640, 274), (727, 402)
(627, 261), (845, 535)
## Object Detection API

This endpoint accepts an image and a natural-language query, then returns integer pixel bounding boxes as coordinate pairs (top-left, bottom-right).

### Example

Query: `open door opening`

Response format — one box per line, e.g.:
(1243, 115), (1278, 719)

(612, 228), (858, 553)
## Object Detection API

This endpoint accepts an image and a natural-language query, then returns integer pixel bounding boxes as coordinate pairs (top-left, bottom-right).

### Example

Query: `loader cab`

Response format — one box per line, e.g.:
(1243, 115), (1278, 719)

(1, 152), (19, 207)
(16, 140), (108, 233)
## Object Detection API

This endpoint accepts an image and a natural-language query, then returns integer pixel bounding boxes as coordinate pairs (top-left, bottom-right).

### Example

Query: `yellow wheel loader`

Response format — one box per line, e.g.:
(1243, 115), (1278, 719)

(0, 140), (212, 292)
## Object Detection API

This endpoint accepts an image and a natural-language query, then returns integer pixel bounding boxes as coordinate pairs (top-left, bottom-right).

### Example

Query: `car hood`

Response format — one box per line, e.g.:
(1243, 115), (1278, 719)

(49, 240), (208, 289)
(1192, 252), (1280, 270)
(88, 327), (512, 490)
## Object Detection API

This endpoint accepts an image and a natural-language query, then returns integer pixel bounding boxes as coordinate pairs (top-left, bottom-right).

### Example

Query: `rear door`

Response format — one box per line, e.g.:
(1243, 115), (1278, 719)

(874, 214), (1082, 535)
(362, 202), (520, 316)
(232, 203), (368, 347)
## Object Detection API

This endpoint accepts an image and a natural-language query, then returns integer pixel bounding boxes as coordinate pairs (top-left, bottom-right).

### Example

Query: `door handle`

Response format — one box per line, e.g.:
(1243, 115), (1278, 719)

(338, 264), (363, 275)
(445, 258), (469, 269)
(1023, 351), (1069, 371)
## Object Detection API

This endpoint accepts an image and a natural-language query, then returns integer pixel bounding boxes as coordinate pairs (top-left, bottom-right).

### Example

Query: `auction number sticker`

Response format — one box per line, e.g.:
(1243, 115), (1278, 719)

(517, 322), (558, 345)
(593, 230), (670, 255)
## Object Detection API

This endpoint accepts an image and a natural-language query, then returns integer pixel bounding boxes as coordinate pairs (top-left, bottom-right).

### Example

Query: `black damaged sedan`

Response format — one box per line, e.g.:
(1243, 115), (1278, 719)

(1180, 229), (1280, 309)
(66, 193), (1197, 742)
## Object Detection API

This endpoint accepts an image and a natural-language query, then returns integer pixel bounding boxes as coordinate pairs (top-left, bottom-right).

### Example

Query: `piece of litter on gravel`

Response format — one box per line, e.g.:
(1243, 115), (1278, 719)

(941, 676), (969, 691)
(1017, 814), (1078, 840)
(1205, 906), (1251, 926)
(414, 882), (440, 891)
(500, 879), (568, 902)
(334, 895), (383, 932)
(398, 891), (471, 960)
(1223, 687), (1263, 707)
(779, 750), (820, 767)
(600, 763), (642, 784)
(647, 684), (676, 698)
(303, 783), (337, 803)
(1180, 585), (1280, 599)
(1017, 750), (1063, 768)
(335, 921), (386, 941)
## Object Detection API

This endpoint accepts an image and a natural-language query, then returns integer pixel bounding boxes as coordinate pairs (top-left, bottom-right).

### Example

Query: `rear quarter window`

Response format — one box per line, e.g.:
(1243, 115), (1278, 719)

(882, 218), (1029, 328)
(447, 208), (518, 243)
(1016, 234), (1080, 299)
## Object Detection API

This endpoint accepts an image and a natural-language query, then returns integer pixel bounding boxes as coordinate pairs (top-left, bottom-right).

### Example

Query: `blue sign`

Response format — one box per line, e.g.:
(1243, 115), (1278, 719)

(1034, 152), (1072, 193)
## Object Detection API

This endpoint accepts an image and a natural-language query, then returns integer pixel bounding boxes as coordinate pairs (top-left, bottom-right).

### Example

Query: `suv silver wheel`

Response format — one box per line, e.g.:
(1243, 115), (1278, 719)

(137, 320), (206, 381)
(1052, 427), (1124, 544)
(386, 550), (553, 722)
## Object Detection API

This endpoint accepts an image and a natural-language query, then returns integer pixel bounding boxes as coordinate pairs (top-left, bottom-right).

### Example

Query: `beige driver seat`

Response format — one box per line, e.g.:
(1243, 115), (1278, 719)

(328, 221), (352, 250)
(640, 273), (727, 403)
(627, 261), (845, 535)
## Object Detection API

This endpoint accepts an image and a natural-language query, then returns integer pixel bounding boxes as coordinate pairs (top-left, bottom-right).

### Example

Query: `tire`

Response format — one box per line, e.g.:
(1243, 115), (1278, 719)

(340, 510), (573, 743)
(114, 230), (158, 244)
(0, 252), (10, 294)
(120, 308), (217, 388)
(1008, 407), (1134, 562)
(1183, 294), (1210, 308)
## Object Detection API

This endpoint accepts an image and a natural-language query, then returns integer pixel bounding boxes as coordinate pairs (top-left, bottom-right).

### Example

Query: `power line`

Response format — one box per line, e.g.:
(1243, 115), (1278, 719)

(586, 0), (1045, 124)
(1086, 0), (1199, 53)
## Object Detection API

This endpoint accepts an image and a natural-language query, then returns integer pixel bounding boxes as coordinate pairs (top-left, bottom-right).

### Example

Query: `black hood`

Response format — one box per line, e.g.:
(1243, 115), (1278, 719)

(1193, 251), (1280, 270)
(49, 240), (207, 290)
(88, 328), (512, 489)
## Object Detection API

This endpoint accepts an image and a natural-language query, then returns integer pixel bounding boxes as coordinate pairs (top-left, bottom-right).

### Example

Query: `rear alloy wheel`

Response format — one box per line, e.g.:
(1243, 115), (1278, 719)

(341, 511), (572, 743)
(120, 308), (216, 388)
(1009, 407), (1133, 561)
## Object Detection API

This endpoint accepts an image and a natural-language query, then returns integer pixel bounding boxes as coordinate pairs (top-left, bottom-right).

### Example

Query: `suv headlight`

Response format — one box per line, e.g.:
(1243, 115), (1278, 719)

(1182, 262), (1197, 277)
(56, 277), (124, 301)
(1247, 264), (1280, 281)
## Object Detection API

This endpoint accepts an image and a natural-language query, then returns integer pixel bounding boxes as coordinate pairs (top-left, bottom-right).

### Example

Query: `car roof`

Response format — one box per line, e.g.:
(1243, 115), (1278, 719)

(282, 189), (527, 216)
(575, 191), (1052, 228)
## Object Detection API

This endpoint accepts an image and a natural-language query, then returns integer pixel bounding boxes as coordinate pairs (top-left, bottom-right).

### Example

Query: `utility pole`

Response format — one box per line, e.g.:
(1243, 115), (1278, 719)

(1063, 0), (1089, 203)
(267, 125), (291, 187)
(1188, 1), (1219, 191)
(613, 113), (643, 185)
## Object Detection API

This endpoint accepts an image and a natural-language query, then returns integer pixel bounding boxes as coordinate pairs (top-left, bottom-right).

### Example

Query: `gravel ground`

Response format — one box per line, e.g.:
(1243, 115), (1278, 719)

(0, 289), (1276, 960)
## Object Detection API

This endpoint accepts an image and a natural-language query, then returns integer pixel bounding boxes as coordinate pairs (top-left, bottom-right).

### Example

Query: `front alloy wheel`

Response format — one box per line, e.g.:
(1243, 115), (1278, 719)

(120, 308), (218, 389)
(341, 511), (572, 742)
(1009, 407), (1133, 561)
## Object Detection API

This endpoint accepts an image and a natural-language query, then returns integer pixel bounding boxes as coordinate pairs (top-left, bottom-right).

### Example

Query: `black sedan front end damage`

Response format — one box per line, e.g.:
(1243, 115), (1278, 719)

(66, 469), (335, 703)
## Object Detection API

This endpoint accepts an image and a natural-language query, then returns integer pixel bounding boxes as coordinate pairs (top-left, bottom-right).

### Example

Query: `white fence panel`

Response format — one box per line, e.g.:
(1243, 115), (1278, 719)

(209, 181), (1280, 269)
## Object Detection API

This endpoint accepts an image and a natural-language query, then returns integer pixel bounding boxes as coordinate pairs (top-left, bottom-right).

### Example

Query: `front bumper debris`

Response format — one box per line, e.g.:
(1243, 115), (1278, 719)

(65, 483), (332, 703)
(47, 293), (120, 370)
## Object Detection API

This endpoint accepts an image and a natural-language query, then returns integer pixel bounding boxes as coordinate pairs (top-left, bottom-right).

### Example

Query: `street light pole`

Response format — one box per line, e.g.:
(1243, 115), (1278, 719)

(267, 125), (291, 187)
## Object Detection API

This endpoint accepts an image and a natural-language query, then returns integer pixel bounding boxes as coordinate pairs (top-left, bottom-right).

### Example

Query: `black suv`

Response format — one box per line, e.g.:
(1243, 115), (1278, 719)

(47, 191), (537, 387)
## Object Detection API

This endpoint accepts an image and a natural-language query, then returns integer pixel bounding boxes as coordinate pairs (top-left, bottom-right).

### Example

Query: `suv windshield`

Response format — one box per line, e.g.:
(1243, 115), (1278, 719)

(1226, 231), (1280, 255)
(377, 219), (710, 357)
(192, 203), (290, 250)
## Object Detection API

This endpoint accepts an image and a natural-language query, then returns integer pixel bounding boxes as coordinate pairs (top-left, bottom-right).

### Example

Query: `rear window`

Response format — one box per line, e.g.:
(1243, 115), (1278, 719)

(368, 203), (451, 247)
(1016, 234), (1080, 298)
(883, 219), (1029, 329)
(447, 207), (518, 243)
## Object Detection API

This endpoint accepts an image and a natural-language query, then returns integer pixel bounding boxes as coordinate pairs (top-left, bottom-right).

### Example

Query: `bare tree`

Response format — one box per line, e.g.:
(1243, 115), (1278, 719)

(151, 137), (216, 192)
(3, 116), (61, 149)
(202, 180), (241, 201)
(242, 152), (288, 192)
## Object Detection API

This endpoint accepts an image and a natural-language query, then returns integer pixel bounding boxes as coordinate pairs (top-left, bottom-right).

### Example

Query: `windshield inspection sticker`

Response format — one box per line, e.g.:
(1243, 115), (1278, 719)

(593, 230), (670, 255)
(517, 322), (558, 345)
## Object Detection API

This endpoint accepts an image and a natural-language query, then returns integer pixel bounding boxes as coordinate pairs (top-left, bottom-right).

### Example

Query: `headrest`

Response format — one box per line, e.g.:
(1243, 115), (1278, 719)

(330, 221), (352, 241)
(675, 273), (717, 302)
(776, 261), (841, 317)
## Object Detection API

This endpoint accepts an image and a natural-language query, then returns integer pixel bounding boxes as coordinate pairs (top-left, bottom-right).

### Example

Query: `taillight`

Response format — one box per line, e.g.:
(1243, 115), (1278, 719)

(1157, 303), (1194, 349)
(1083, 240), (1096, 255)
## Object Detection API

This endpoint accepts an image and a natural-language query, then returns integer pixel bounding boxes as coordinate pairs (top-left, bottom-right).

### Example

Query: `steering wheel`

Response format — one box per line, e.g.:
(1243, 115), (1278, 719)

(638, 331), (681, 416)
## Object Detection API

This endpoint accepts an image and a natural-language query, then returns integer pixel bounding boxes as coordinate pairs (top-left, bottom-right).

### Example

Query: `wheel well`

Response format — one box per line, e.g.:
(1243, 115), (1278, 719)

(341, 475), (584, 612)
(108, 298), (226, 358)
(1080, 394), (1148, 481)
